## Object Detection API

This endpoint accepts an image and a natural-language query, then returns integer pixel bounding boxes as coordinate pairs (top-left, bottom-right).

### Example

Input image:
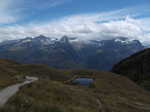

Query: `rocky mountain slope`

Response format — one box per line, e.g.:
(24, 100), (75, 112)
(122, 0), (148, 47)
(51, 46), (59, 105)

(112, 48), (150, 90)
(0, 35), (144, 70)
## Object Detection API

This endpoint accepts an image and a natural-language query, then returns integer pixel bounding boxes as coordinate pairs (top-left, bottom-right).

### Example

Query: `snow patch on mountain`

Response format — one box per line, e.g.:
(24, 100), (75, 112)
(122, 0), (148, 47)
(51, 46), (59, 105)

(114, 38), (133, 44)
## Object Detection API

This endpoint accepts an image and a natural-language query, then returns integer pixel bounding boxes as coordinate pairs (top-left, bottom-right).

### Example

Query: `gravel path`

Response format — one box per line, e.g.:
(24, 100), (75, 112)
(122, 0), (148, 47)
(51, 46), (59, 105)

(0, 76), (38, 107)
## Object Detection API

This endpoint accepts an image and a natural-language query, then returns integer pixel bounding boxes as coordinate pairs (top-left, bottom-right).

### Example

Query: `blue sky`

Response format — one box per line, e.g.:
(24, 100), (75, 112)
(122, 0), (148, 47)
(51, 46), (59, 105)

(1, 0), (149, 24)
(0, 0), (150, 44)
(29, 0), (149, 22)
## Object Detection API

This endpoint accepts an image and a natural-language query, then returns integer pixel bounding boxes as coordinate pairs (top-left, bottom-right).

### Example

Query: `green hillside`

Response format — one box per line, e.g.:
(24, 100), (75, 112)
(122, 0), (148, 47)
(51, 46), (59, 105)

(0, 59), (150, 112)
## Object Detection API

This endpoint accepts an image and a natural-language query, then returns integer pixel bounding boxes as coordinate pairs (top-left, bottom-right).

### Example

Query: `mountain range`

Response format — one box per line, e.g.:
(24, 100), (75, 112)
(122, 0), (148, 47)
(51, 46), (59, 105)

(0, 36), (149, 112)
(0, 35), (144, 70)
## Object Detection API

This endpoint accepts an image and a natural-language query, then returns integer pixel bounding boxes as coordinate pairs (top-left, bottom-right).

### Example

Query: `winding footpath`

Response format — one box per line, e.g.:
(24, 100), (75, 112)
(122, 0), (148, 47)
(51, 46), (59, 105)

(0, 76), (38, 107)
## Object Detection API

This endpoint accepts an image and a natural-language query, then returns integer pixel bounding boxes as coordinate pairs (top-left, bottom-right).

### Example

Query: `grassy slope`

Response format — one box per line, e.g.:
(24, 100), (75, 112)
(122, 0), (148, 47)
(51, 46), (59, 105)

(0, 80), (98, 112)
(0, 59), (20, 89)
(93, 72), (150, 112)
(0, 59), (70, 89)
(111, 48), (150, 91)
(1, 70), (150, 112)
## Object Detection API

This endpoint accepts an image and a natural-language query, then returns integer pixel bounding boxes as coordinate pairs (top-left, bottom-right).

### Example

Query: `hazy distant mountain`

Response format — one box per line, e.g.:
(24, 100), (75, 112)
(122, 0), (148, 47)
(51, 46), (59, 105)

(0, 35), (144, 70)
(80, 37), (144, 69)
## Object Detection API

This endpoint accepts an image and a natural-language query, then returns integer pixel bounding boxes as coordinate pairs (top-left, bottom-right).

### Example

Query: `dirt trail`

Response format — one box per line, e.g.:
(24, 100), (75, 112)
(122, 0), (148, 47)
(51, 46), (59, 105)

(0, 76), (38, 107)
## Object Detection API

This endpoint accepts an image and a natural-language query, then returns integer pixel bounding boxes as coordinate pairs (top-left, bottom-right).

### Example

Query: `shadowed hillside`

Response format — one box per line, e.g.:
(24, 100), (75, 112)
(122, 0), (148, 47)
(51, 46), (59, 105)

(112, 48), (150, 90)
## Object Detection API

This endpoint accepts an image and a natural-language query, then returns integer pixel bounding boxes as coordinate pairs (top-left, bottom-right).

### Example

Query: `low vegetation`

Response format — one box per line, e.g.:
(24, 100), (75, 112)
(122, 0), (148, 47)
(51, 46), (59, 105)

(0, 59), (150, 112)
(112, 48), (150, 91)
(0, 80), (99, 112)
(0, 59), (20, 89)
(0, 59), (70, 89)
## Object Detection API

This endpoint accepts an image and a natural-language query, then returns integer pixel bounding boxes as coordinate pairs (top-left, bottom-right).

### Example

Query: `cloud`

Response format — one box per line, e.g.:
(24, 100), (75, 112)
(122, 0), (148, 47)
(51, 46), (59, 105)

(0, 5), (150, 44)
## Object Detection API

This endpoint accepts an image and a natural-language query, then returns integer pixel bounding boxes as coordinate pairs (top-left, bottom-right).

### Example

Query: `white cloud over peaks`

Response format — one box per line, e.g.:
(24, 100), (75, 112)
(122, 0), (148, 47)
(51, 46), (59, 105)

(0, 5), (150, 44)
(0, 15), (150, 43)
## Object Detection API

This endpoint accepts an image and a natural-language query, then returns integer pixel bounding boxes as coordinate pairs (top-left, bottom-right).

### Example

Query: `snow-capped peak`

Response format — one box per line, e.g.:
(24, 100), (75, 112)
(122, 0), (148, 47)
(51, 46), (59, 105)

(114, 38), (133, 44)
